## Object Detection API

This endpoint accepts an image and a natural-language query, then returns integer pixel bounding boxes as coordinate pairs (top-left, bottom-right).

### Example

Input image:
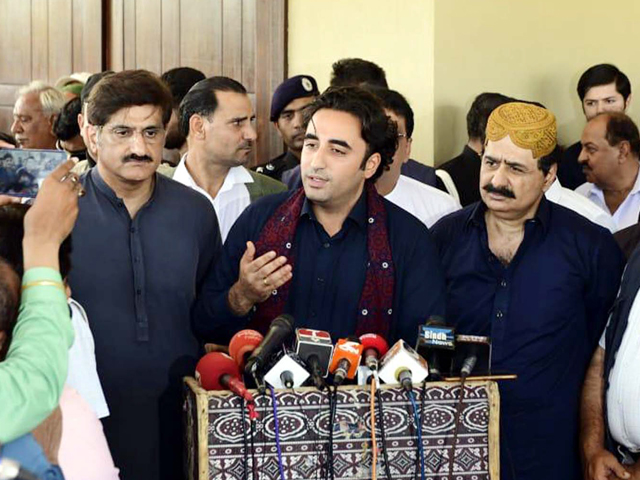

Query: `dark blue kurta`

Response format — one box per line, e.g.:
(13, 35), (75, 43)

(194, 188), (446, 347)
(69, 168), (221, 480)
(430, 197), (625, 480)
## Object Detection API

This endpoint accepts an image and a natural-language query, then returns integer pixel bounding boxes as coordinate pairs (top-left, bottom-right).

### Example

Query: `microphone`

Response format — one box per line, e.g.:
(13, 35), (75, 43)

(244, 315), (295, 390)
(0, 458), (39, 480)
(263, 350), (310, 389)
(229, 329), (264, 369)
(378, 340), (429, 390)
(357, 333), (389, 385)
(295, 328), (334, 390)
(452, 335), (492, 378)
(328, 337), (363, 386)
(196, 352), (255, 404)
(415, 316), (455, 380)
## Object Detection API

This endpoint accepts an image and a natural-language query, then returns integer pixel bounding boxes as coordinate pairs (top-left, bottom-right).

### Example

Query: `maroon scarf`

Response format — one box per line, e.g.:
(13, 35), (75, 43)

(249, 182), (394, 337)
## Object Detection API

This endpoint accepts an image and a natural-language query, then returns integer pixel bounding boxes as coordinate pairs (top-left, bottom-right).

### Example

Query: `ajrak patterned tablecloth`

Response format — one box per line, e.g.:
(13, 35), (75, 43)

(184, 378), (500, 480)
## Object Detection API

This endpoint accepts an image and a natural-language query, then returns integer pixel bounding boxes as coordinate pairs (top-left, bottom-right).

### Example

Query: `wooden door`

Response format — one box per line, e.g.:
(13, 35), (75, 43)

(0, 0), (102, 133)
(106, 0), (286, 165)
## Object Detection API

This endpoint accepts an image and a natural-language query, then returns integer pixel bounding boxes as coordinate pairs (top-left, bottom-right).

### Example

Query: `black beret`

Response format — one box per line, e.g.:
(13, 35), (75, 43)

(270, 75), (319, 121)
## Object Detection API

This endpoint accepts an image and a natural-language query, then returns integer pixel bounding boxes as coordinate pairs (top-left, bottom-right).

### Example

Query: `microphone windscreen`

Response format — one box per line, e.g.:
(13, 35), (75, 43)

(196, 352), (239, 391)
(229, 329), (264, 368)
(359, 333), (389, 357)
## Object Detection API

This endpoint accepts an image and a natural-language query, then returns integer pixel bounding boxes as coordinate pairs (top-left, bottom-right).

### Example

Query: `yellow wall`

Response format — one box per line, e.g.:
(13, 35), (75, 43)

(434, 0), (640, 165)
(287, 0), (435, 164)
(289, 0), (640, 168)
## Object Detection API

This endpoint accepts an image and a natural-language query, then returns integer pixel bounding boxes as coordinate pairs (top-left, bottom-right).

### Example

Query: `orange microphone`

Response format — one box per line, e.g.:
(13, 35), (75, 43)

(329, 337), (364, 385)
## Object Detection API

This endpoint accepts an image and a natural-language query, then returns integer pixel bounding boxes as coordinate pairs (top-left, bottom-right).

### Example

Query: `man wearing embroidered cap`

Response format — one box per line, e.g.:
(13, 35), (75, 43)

(254, 75), (319, 181)
(431, 102), (625, 480)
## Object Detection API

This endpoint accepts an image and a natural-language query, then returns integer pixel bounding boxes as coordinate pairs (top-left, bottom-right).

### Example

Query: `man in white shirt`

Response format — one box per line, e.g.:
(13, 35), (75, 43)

(581, 246), (640, 480)
(162, 76), (286, 241)
(545, 178), (616, 232)
(576, 112), (640, 232)
(372, 88), (460, 227)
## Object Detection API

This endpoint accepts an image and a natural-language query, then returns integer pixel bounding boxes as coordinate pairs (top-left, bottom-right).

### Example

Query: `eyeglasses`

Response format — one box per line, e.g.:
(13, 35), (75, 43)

(99, 125), (165, 145)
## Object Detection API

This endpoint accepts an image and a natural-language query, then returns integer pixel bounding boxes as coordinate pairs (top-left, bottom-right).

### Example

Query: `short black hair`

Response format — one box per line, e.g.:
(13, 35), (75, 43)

(0, 204), (72, 279)
(537, 145), (561, 176)
(161, 67), (206, 108)
(367, 87), (414, 138)
(577, 64), (631, 102)
(467, 92), (514, 142)
(330, 58), (388, 88)
(54, 97), (82, 141)
(87, 70), (173, 127)
(601, 112), (640, 157)
(302, 86), (398, 182)
(178, 76), (247, 137)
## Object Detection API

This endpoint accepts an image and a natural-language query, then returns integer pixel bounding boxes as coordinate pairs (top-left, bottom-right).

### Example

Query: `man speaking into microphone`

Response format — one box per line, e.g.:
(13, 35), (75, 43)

(194, 86), (446, 346)
(430, 102), (625, 480)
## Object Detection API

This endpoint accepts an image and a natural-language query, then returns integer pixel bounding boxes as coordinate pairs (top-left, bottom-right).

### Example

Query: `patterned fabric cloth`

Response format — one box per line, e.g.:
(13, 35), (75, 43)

(184, 381), (497, 480)
(251, 182), (394, 337)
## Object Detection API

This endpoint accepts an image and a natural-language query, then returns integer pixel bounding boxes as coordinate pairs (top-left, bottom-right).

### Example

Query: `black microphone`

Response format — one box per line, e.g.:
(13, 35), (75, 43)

(452, 335), (491, 378)
(295, 328), (334, 390)
(244, 314), (295, 390)
(415, 316), (455, 380)
(0, 458), (39, 480)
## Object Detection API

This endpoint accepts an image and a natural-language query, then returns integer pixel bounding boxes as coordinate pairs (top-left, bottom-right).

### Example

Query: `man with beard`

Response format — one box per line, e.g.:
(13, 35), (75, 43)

(160, 67), (206, 166)
(254, 75), (319, 181)
(67, 70), (221, 479)
(161, 76), (285, 242)
(430, 102), (624, 480)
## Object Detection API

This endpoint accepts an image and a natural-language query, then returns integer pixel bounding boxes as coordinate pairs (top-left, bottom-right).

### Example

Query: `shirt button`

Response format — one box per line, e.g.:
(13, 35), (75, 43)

(323, 243), (330, 249)
(136, 289), (142, 295)
(317, 277), (324, 283)
(362, 309), (368, 316)
(130, 227), (136, 233)
(500, 279), (507, 288)
(496, 310), (503, 319)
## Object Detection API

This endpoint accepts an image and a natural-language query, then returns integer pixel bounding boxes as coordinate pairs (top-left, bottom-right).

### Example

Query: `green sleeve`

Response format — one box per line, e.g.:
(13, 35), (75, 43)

(0, 268), (74, 443)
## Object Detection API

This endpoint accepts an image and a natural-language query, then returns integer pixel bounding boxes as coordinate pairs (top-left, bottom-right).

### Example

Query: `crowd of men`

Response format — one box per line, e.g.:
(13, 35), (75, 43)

(1, 59), (640, 480)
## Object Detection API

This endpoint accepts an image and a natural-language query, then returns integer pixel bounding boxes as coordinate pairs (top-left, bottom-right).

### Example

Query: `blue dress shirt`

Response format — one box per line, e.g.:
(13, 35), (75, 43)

(194, 188), (446, 346)
(430, 197), (625, 480)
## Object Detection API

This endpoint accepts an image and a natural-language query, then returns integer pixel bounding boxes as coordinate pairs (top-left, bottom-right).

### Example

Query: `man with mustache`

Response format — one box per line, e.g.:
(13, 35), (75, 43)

(193, 87), (446, 347)
(430, 102), (625, 480)
(67, 70), (222, 480)
(11, 81), (65, 150)
(558, 64), (632, 190)
(160, 76), (286, 242)
(576, 112), (640, 233)
(254, 75), (319, 181)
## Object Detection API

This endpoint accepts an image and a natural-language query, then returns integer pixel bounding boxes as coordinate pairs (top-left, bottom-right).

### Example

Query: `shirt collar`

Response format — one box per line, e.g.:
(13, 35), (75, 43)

(90, 165), (159, 207)
(466, 195), (551, 233)
(463, 145), (481, 160)
(587, 168), (640, 200)
(544, 178), (562, 202)
(176, 153), (254, 194)
(300, 188), (368, 230)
